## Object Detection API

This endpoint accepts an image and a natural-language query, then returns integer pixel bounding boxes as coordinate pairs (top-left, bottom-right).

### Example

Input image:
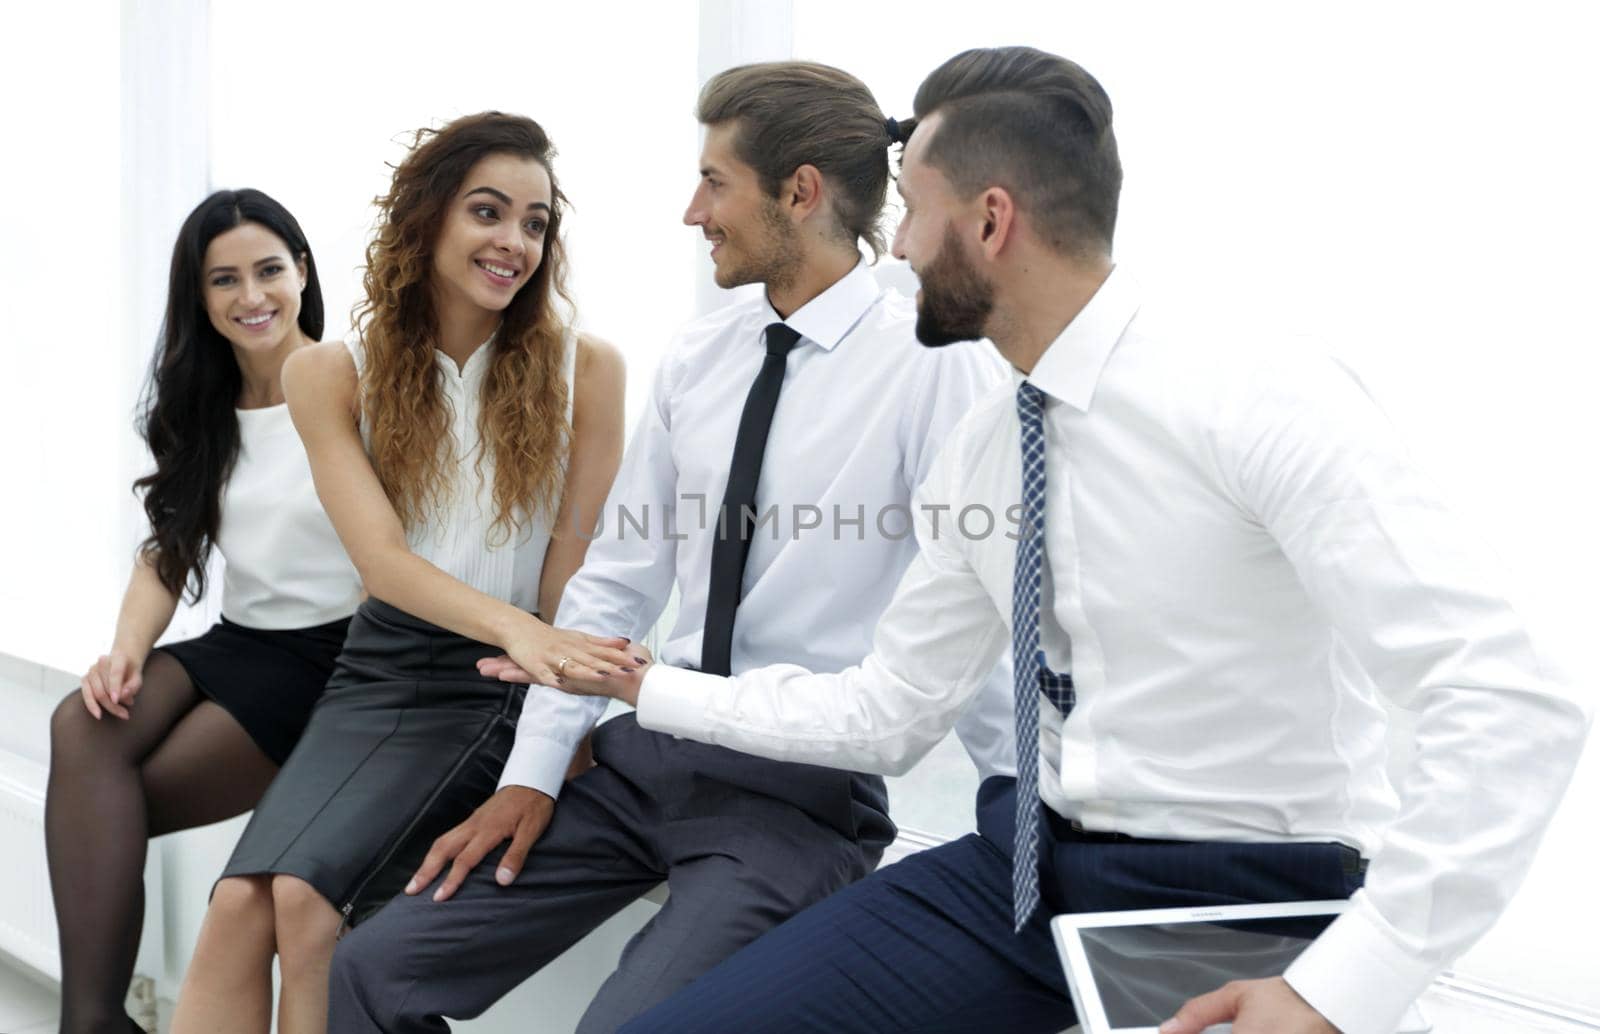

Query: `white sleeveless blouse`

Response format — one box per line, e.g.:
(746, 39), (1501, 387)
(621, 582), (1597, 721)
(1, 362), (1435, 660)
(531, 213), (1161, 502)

(216, 403), (362, 628)
(346, 332), (576, 614)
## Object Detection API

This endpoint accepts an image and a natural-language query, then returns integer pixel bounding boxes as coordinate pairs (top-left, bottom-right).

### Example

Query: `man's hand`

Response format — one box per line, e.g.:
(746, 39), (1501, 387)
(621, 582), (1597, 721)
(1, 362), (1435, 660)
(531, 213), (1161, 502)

(477, 643), (653, 707)
(404, 785), (554, 902)
(1160, 977), (1338, 1034)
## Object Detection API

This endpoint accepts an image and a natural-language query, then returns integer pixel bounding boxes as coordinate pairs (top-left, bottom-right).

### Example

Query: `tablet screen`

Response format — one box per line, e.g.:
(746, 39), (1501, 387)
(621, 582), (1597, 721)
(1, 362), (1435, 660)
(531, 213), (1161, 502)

(1077, 913), (1338, 1027)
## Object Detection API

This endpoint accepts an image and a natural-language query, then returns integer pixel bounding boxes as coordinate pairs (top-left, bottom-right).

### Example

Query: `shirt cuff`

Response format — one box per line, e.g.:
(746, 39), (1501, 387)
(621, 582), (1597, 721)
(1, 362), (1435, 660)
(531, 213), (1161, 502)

(496, 736), (578, 800)
(635, 664), (727, 739)
(1282, 895), (1439, 1034)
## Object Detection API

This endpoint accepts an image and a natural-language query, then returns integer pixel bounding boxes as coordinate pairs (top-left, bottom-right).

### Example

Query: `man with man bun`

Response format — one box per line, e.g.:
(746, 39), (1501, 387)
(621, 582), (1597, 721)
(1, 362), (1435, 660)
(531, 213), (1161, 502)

(560, 46), (1590, 1034)
(327, 61), (1012, 1033)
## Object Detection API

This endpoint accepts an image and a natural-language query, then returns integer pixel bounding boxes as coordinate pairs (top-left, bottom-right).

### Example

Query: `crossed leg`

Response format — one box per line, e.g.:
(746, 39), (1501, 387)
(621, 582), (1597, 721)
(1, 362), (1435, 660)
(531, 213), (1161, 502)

(46, 651), (278, 1034)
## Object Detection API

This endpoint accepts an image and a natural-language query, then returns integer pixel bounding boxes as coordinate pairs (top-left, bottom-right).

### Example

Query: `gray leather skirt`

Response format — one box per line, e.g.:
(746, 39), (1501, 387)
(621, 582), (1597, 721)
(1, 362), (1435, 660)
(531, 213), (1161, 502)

(220, 598), (525, 925)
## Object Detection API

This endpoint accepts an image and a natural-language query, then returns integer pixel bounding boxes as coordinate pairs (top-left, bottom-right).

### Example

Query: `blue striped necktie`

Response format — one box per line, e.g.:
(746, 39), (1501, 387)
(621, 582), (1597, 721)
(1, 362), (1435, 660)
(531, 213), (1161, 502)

(1012, 381), (1076, 932)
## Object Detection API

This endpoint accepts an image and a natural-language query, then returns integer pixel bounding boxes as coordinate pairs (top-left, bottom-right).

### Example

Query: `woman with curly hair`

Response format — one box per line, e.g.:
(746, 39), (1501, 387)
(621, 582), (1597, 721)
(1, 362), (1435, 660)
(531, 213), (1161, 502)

(46, 188), (360, 1034)
(170, 112), (629, 1033)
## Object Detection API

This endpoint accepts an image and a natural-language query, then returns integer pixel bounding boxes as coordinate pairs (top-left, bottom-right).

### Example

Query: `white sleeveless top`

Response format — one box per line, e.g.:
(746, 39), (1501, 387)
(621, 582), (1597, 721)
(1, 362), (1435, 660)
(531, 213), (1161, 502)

(346, 332), (576, 613)
(216, 403), (362, 628)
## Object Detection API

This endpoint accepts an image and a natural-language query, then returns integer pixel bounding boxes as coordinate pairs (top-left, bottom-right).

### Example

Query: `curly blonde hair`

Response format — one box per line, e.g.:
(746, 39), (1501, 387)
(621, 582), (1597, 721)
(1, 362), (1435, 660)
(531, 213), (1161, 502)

(354, 112), (573, 542)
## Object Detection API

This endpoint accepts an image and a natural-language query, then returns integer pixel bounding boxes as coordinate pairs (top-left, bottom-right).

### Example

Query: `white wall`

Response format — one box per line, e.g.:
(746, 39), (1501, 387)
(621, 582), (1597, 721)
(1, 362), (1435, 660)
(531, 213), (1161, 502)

(0, 0), (130, 673)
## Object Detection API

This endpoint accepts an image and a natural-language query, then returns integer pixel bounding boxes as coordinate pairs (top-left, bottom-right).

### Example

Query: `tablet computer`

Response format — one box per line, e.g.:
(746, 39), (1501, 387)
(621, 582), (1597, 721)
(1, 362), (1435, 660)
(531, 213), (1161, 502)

(1051, 900), (1430, 1034)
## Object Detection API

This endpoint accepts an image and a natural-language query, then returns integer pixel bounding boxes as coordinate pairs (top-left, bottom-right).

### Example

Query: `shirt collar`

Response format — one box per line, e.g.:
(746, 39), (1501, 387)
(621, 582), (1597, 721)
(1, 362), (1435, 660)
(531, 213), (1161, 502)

(1021, 265), (1140, 412)
(764, 260), (883, 353)
(434, 331), (497, 379)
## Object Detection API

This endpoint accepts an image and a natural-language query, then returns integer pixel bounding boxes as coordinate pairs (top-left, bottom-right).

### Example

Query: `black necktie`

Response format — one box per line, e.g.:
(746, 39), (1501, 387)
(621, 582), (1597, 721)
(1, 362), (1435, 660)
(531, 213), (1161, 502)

(700, 322), (802, 676)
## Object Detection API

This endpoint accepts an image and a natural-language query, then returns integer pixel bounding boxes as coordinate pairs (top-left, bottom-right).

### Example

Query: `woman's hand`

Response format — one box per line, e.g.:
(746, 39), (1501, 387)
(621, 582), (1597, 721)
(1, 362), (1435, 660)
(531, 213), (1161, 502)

(560, 643), (652, 707)
(79, 647), (147, 720)
(503, 621), (636, 688)
(480, 643), (654, 707)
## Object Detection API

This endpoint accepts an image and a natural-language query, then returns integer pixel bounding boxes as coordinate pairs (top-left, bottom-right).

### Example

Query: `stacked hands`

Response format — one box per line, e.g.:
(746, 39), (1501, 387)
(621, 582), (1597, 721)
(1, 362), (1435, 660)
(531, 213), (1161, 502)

(476, 631), (653, 706)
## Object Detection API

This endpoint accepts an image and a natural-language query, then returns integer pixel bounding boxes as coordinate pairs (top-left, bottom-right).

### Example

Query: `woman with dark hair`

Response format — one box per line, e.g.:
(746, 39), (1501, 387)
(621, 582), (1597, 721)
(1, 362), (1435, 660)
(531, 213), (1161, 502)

(170, 112), (629, 1033)
(45, 189), (361, 1034)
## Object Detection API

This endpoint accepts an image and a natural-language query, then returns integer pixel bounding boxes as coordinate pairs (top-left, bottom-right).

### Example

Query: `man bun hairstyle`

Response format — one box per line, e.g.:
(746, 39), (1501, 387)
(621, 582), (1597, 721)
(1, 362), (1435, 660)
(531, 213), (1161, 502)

(911, 47), (1122, 257)
(697, 61), (890, 258)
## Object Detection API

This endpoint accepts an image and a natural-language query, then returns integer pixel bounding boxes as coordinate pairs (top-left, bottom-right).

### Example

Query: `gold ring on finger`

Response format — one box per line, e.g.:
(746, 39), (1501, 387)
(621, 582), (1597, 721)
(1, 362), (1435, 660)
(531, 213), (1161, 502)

(556, 656), (573, 677)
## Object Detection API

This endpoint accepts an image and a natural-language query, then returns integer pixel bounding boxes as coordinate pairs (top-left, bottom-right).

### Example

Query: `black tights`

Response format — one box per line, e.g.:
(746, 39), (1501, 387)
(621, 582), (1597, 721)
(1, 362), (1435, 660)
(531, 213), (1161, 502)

(45, 651), (279, 1034)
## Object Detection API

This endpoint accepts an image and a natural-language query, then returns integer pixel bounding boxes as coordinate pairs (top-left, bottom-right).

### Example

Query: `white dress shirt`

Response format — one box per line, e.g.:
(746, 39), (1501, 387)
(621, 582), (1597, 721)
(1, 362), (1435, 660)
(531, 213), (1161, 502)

(637, 266), (1591, 1034)
(346, 333), (574, 611)
(500, 261), (1017, 797)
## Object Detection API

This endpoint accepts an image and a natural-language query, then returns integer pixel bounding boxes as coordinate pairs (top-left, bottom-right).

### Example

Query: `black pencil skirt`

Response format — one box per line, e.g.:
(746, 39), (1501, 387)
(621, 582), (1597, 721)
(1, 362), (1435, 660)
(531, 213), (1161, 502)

(219, 598), (526, 924)
(157, 614), (351, 766)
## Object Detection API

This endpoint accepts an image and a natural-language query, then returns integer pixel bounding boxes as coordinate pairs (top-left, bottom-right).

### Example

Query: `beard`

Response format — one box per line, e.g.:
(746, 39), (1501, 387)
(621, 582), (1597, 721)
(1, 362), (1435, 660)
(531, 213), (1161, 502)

(914, 226), (994, 348)
(713, 198), (802, 293)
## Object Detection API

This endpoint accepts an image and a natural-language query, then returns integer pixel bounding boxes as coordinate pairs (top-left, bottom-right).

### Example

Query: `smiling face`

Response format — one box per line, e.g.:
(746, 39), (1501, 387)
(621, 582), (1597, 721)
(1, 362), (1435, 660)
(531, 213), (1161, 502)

(892, 113), (994, 347)
(201, 221), (308, 354)
(683, 121), (800, 291)
(431, 152), (553, 321)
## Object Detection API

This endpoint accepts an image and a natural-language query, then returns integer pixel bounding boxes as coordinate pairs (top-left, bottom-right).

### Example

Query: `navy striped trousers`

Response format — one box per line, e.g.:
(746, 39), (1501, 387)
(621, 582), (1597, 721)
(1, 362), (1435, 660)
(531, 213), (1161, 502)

(620, 777), (1364, 1034)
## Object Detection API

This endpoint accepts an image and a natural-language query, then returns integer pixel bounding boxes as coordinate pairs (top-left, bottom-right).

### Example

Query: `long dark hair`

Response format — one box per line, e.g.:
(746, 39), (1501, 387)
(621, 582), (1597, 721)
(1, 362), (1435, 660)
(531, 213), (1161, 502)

(134, 189), (325, 600)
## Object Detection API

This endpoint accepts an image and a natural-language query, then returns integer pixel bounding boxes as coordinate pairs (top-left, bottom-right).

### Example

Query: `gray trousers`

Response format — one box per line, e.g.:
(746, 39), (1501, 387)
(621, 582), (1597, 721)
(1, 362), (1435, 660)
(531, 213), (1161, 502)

(327, 715), (887, 1034)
